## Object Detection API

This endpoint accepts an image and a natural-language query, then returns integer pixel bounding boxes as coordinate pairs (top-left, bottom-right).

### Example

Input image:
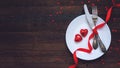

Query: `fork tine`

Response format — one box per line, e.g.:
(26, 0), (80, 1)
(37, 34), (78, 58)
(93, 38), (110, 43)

(92, 6), (98, 18)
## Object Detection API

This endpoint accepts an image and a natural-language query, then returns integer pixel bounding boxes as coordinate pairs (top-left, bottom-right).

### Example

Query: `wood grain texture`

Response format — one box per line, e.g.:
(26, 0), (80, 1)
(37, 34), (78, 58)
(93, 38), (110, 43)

(0, 0), (120, 68)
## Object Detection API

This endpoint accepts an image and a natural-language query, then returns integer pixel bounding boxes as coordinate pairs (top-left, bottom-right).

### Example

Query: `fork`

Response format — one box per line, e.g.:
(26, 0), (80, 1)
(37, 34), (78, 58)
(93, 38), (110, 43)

(92, 6), (98, 49)
(92, 6), (106, 53)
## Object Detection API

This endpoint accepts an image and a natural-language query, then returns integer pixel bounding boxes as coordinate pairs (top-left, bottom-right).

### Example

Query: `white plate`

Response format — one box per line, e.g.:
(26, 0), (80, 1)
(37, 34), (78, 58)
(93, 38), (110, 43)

(65, 14), (111, 60)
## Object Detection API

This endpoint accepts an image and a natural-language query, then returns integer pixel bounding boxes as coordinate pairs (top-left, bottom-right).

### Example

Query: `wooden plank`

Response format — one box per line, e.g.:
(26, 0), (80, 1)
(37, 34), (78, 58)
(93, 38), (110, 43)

(0, 0), (114, 7)
(0, 32), (34, 44)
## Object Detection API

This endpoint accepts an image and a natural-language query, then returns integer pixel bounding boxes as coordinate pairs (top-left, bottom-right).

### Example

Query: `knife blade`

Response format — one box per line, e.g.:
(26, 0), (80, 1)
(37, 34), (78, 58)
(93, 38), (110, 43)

(84, 4), (95, 29)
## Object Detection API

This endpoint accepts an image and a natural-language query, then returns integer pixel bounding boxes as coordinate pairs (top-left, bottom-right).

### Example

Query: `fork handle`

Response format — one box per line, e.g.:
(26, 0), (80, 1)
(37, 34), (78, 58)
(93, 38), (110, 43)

(93, 35), (98, 49)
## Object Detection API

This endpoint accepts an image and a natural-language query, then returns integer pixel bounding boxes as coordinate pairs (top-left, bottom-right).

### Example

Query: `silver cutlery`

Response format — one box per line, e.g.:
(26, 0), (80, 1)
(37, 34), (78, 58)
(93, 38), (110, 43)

(92, 6), (98, 49)
(84, 4), (106, 53)
(97, 34), (107, 53)
(84, 4), (94, 30)
(92, 6), (106, 53)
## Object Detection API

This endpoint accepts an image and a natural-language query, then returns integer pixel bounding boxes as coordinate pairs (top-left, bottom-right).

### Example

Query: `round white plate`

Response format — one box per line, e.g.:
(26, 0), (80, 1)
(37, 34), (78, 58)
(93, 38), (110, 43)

(65, 14), (111, 60)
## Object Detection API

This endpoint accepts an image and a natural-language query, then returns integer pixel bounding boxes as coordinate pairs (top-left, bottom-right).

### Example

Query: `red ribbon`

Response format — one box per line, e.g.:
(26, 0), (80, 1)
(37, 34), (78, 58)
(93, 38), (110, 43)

(69, 1), (120, 68)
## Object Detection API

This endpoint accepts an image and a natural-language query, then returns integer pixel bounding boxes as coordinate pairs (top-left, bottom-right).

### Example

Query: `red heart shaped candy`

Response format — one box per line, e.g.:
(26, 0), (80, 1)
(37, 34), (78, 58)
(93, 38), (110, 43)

(80, 29), (88, 37)
(74, 34), (82, 42)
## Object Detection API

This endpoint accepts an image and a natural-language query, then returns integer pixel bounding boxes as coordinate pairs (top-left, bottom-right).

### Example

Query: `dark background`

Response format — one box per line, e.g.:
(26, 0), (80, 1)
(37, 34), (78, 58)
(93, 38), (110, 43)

(0, 0), (120, 68)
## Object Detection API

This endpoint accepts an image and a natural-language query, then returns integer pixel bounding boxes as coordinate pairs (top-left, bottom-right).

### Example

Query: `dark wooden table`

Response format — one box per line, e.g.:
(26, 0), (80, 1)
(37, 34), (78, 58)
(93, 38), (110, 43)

(0, 0), (120, 68)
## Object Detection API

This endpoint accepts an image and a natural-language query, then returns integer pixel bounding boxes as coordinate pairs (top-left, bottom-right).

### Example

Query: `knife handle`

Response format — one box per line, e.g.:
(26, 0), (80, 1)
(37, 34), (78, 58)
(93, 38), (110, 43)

(97, 35), (106, 53)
